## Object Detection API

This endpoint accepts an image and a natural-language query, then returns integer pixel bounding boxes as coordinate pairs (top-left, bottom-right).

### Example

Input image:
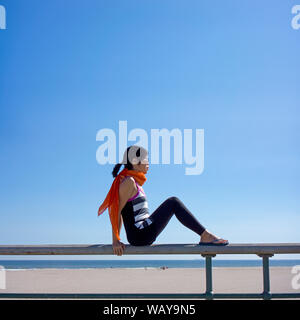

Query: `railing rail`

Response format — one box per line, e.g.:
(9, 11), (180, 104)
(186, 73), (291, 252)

(0, 243), (300, 300)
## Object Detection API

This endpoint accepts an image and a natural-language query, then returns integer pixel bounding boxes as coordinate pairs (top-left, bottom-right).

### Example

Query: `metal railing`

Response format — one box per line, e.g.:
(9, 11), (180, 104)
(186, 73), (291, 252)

(0, 243), (300, 299)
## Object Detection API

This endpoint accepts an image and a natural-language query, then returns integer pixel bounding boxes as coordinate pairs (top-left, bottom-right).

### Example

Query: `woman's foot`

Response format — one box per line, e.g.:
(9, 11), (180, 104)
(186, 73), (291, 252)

(199, 230), (228, 245)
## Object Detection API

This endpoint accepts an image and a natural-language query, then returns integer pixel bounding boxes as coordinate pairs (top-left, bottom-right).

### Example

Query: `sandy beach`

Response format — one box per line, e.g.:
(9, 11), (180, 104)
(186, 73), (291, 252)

(0, 267), (299, 296)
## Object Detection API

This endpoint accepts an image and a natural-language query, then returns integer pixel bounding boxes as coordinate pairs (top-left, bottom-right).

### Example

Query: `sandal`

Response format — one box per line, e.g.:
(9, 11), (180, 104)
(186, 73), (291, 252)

(198, 238), (229, 246)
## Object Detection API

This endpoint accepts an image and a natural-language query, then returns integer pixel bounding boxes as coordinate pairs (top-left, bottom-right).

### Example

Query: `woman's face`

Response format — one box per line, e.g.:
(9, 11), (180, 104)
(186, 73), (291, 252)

(133, 155), (149, 174)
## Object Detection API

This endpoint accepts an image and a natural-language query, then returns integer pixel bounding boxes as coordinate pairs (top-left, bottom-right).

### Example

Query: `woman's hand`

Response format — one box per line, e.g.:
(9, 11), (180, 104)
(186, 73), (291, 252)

(112, 240), (126, 256)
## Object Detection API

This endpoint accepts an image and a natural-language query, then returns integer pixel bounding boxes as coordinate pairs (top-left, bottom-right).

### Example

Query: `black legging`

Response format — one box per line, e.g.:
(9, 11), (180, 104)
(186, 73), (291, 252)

(127, 196), (206, 246)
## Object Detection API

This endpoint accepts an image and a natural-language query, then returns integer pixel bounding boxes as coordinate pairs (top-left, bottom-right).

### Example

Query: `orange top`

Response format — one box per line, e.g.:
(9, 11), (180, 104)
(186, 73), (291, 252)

(97, 168), (147, 241)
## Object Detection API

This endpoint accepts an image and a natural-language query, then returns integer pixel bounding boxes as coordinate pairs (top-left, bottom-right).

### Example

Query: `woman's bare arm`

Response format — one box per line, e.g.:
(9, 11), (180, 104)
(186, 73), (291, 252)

(112, 177), (137, 255)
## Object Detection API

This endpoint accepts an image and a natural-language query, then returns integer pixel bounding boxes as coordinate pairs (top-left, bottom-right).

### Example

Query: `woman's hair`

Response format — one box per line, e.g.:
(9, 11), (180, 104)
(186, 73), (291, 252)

(112, 145), (148, 178)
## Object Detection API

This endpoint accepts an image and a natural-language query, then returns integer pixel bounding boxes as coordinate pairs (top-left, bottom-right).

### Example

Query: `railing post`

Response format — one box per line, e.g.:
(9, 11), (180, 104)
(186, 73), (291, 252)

(201, 254), (216, 300)
(258, 254), (273, 300)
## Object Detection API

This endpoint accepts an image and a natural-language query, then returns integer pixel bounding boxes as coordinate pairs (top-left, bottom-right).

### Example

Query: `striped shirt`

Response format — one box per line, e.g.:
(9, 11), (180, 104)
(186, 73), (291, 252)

(124, 177), (153, 229)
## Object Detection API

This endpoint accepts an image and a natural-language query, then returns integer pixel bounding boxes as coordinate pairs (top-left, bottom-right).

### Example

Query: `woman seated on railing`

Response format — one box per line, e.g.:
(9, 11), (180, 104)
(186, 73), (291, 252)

(98, 145), (229, 256)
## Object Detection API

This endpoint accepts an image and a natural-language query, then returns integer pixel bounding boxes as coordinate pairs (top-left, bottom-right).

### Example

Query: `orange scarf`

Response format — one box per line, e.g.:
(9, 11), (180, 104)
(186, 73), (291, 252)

(97, 168), (147, 241)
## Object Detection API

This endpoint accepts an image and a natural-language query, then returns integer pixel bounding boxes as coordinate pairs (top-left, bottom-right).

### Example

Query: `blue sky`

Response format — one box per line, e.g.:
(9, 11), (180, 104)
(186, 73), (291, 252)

(0, 0), (299, 260)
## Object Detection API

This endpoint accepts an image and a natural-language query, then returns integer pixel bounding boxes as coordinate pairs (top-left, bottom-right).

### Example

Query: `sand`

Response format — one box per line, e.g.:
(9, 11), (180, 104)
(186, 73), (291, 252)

(0, 267), (299, 296)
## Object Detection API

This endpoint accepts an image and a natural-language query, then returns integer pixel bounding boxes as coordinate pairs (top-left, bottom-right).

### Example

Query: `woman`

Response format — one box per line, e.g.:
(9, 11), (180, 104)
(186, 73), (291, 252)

(98, 145), (229, 256)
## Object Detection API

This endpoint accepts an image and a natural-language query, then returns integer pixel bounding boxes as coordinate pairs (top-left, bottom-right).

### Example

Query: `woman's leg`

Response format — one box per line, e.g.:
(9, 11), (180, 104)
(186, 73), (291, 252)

(149, 196), (206, 238)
